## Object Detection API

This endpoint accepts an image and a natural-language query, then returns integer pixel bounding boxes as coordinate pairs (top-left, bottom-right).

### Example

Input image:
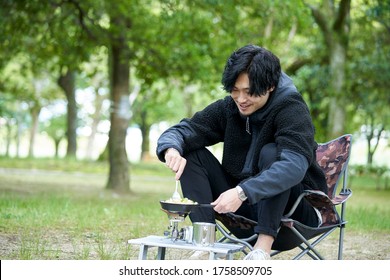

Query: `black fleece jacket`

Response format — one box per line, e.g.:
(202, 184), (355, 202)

(156, 73), (327, 205)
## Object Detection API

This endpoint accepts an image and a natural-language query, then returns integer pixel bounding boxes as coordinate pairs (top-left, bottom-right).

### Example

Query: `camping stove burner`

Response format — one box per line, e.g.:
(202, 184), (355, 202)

(161, 209), (193, 242)
(164, 221), (193, 242)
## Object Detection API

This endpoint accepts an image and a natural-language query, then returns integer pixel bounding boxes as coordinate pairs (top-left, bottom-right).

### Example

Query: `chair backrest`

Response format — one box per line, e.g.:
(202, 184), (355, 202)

(316, 134), (352, 199)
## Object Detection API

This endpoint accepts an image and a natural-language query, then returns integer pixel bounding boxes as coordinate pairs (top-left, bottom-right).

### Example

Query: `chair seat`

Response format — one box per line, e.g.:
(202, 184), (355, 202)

(273, 217), (347, 251)
(215, 211), (347, 252)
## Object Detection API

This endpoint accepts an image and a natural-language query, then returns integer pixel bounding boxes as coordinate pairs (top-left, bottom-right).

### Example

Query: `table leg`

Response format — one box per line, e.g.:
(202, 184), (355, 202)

(138, 245), (149, 260)
(157, 247), (166, 260)
(226, 252), (233, 260)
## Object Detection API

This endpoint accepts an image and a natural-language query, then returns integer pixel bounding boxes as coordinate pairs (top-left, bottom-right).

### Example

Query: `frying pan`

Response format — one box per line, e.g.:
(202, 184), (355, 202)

(160, 200), (214, 214)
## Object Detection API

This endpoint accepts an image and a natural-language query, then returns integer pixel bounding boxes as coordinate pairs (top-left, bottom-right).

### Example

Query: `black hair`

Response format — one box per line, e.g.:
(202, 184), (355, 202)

(221, 45), (281, 96)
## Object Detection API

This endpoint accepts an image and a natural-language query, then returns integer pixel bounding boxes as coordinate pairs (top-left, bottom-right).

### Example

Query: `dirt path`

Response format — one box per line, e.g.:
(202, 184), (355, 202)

(1, 229), (389, 260)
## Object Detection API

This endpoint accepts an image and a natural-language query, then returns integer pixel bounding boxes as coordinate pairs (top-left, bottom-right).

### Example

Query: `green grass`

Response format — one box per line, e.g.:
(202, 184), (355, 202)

(0, 157), (389, 259)
(347, 188), (390, 230)
(0, 156), (170, 176)
(0, 157), (188, 259)
(0, 183), (177, 259)
(346, 171), (390, 231)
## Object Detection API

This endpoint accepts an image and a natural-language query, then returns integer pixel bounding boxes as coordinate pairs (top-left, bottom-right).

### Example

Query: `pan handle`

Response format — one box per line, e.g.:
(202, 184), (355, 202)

(197, 204), (215, 208)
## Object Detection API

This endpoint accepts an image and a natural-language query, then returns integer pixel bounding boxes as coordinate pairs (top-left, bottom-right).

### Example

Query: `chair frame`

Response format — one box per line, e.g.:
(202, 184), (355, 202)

(215, 134), (353, 260)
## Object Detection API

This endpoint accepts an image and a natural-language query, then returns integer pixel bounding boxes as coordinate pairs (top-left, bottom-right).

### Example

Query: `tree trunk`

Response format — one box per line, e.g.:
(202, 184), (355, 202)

(86, 90), (105, 159)
(367, 147), (373, 165)
(28, 105), (40, 158)
(327, 41), (347, 138)
(308, 0), (351, 139)
(183, 85), (196, 118)
(54, 138), (61, 158)
(16, 117), (22, 158)
(365, 115), (385, 165)
(58, 70), (77, 158)
(106, 15), (131, 193)
(139, 110), (150, 161)
(5, 121), (11, 157)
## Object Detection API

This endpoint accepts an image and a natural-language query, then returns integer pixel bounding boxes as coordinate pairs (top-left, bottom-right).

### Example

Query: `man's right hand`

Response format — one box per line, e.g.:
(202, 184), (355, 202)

(164, 148), (187, 180)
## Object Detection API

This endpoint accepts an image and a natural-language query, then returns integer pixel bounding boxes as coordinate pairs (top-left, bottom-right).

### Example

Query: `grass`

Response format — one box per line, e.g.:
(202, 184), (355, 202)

(0, 185), (174, 259)
(0, 157), (389, 259)
(0, 157), (187, 259)
(0, 156), (170, 176)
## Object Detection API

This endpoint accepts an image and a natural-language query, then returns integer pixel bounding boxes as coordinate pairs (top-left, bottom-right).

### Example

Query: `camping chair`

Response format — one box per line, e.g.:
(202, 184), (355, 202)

(215, 134), (353, 260)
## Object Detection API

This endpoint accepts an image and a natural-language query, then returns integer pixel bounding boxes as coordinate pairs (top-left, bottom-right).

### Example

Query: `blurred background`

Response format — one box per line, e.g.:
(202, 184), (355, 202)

(1, 0), (389, 192)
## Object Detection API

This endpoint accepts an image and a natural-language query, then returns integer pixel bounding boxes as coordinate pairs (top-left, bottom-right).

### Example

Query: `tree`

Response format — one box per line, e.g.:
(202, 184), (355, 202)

(348, 0), (390, 164)
(130, 80), (186, 160)
(0, 0), (96, 158)
(307, 0), (351, 139)
(0, 93), (28, 157)
(58, 70), (78, 157)
(77, 48), (110, 160)
(41, 113), (67, 157)
(0, 52), (60, 157)
(105, 4), (132, 192)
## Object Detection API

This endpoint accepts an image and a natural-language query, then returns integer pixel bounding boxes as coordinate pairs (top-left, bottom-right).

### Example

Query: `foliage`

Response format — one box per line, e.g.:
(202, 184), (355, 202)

(0, 0), (388, 166)
(350, 164), (389, 190)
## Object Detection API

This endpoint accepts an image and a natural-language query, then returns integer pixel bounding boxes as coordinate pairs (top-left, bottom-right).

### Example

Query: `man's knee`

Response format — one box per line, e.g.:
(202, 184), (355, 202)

(258, 143), (277, 170)
(184, 148), (211, 163)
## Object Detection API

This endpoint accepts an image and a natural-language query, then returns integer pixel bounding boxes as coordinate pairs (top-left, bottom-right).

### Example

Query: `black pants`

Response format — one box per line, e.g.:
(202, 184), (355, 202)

(179, 145), (318, 239)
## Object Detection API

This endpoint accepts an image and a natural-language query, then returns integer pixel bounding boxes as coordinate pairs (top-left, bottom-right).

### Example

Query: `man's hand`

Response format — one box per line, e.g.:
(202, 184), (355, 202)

(211, 188), (243, 214)
(164, 148), (187, 180)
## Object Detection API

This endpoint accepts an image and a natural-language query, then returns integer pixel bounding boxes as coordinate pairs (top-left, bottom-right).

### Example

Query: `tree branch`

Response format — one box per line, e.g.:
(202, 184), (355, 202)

(60, 0), (99, 40)
(306, 3), (333, 49)
(333, 0), (351, 32)
(285, 58), (313, 75)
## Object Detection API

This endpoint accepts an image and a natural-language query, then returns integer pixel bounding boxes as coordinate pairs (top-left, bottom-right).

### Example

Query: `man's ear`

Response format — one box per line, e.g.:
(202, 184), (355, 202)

(267, 86), (275, 93)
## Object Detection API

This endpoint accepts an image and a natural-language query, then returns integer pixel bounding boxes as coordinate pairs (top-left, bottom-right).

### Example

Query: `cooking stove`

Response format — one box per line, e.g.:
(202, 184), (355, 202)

(160, 208), (193, 242)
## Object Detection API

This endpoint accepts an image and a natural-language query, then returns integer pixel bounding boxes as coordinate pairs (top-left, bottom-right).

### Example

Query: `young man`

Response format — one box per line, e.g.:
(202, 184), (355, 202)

(156, 45), (327, 260)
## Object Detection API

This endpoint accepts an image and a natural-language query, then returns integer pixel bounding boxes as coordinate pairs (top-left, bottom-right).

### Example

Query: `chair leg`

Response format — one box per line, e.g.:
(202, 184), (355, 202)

(215, 223), (256, 251)
(338, 224), (346, 260)
(338, 198), (348, 260)
(338, 166), (350, 260)
(270, 250), (281, 257)
(289, 227), (325, 260)
(295, 245), (321, 260)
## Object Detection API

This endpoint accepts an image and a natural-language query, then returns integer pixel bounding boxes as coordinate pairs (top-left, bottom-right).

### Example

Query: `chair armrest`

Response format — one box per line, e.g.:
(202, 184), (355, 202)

(331, 188), (352, 205)
(283, 190), (333, 219)
(304, 190), (333, 208)
(281, 189), (352, 219)
(283, 192), (310, 218)
(304, 189), (352, 207)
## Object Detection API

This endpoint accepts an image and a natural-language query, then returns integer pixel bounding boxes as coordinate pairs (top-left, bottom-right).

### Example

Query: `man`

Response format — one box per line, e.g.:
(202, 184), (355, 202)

(156, 45), (327, 260)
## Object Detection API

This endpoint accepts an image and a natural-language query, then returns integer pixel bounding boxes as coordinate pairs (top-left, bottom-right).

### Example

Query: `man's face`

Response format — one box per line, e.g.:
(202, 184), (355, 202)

(230, 73), (271, 116)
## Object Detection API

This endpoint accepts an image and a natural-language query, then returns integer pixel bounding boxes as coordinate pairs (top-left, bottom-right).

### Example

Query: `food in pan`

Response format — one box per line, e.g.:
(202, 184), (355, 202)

(164, 197), (198, 204)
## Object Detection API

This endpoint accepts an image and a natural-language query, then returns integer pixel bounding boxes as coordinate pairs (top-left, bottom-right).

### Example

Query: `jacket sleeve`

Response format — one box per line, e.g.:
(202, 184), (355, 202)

(156, 99), (227, 162)
(156, 121), (194, 162)
(240, 149), (308, 205)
